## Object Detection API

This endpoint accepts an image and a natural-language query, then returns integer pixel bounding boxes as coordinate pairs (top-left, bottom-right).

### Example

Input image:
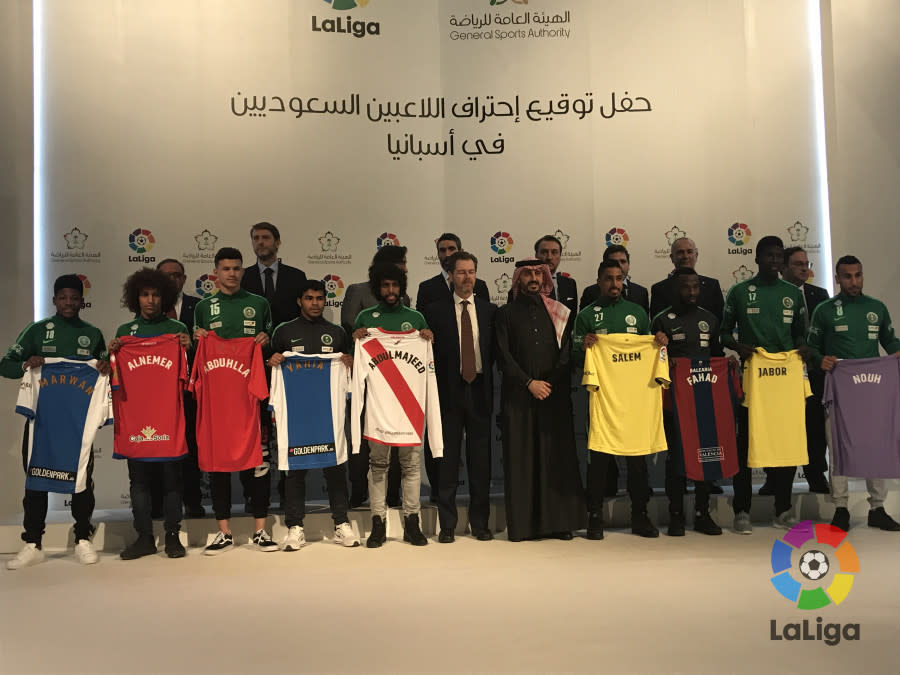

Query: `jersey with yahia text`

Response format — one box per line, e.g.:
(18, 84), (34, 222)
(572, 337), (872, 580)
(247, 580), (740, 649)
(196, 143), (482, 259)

(269, 353), (350, 471)
(742, 348), (811, 467)
(350, 329), (443, 455)
(582, 334), (670, 455)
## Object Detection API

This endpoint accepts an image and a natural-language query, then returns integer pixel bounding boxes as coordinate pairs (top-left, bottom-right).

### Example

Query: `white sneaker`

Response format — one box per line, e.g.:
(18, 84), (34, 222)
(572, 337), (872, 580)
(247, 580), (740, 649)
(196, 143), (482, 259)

(7, 543), (46, 570)
(334, 522), (360, 547)
(74, 539), (99, 565)
(281, 526), (306, 552)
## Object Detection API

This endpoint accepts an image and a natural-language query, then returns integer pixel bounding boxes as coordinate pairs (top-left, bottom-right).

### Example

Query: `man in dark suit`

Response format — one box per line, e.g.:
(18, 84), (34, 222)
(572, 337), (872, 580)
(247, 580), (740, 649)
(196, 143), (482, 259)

(241, 222), (307, 328)
(505, 235), (578, 314)
(423, 251), (497, 542)
(415, 233), (490, 311)
(580, 245), (649, 314)
(649, 237), (724, 321)
(157, 258), (204, 517)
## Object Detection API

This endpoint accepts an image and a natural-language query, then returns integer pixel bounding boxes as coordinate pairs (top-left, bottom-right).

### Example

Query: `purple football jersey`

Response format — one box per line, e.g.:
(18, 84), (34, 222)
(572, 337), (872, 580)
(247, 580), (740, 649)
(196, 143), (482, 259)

(823, 356), (900, 478)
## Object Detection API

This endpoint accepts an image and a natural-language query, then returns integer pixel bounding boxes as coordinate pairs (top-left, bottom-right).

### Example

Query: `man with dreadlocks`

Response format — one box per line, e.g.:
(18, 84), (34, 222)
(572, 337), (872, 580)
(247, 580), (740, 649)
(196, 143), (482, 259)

(494, 259), (586, 541)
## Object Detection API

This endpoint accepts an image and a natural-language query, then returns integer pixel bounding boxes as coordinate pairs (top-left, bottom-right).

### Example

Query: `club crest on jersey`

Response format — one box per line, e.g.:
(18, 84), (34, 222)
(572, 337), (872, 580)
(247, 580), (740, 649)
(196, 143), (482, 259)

(130, 324), (138, 332)
(78, 335), (90, 347)
(401, 322), (413, 331)
(372, 312), (380, 318)
(46, 322), (55, 330)
(625, 315), (637, 326)
(321, 334), (334, 345)
(243, 307), (256, 319)
(698, 320), (710, 332)
(867, 312), (878, 324)
(748, 285), (756, 292)
(783, 297), (794, 309)
(667, 313), (676, 319)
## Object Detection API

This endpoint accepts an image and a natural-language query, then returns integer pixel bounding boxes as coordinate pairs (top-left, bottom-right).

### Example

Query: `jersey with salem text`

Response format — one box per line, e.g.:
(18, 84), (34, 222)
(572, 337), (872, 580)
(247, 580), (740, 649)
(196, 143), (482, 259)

(824, 356), (900, 478)
(269, 353), (350, 471)
(582, 334), (670, 455)
(669, 357), (741, 480)
(110, 334), (188, 461)
(350, 329), (443, 455)
(742, 348), (811, 468)
(15, 358), (111, 494)
(189, 333), (268, 472)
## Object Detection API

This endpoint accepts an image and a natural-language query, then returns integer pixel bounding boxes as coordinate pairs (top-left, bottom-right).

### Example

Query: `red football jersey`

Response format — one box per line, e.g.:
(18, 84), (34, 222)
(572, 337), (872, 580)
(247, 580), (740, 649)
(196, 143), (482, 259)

(189, 333), (267, 472)
(111, 334), (188, 461)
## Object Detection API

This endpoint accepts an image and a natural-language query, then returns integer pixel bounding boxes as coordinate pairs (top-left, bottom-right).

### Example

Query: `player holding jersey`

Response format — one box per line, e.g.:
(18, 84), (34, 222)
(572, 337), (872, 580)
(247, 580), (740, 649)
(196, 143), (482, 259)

(193, 247), (277, 554)
(268, 279), (359, 550)
(2, 274), (109, 569)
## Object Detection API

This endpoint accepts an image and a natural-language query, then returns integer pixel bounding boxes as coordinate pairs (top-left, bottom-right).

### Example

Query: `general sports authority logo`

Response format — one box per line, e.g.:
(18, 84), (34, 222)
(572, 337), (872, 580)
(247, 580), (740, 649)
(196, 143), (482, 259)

(319, 231), (340, 252)
(494, 273), (512, 295)
(698, 320), (710, 332)
(553, 229), (570, 249)
(195, 229), (218, 251)
(323, 0), (370, 9)
(665, 226), (687, 245)
(732, 265), (753, 283)
(867, 312), (878, 324)
(64, 227), (88, 250)
(770, 520), (859, 609)
(195, 272), (218, 299)
(323, 274), (344, 298)
(77, 336), (90, 348)
(605, 227), (629, 247)
(490, 231), (514, 255)
(376, 232), (400, 249)
(243, 307), (256, 319)
(787, 221), (809, 242)
(129, 228), (155, 253)
(783, 297), (794, 309)
(727, 223), (751, 246)
(400, 322), (414, 331)
(625, 314), (637, 326)
(321, 334), (334, 345)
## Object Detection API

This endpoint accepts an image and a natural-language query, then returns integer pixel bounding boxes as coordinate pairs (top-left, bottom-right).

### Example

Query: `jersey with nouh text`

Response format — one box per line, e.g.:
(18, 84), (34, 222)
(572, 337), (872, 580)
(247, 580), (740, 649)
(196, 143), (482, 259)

(669, 356), (741, 480)
(269, 353), (350, 471)
(15, 358), (111, 493)
(189, 333), (267, 472)
(350, 329), (443, 455)
(742, 348), (811, 468)
(824, 355), (900, 478)
(582, 334), (670, 455)
(110, 334), (188, 461)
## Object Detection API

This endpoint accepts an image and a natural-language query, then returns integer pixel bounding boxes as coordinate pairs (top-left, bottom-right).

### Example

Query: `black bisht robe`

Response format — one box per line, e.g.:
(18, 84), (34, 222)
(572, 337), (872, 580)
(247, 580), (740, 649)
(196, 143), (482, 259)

(494, 292), (586, 540)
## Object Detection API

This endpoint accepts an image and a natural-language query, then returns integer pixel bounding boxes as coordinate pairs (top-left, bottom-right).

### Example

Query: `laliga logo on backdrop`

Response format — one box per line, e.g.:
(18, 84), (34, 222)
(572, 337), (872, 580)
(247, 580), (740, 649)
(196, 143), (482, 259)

(128, 228), (157, 263)
(376, 232), (400, 249)
(605, 227), (629, 247)
(314, 0), (381, 39)
(323, 274), (345, 307)
(195, 272), (219, 299)
(490, 231), (515, 263)
(727, 222), (752, 255)
(769, 520), (861, 646)
(77, 274), (92, 309)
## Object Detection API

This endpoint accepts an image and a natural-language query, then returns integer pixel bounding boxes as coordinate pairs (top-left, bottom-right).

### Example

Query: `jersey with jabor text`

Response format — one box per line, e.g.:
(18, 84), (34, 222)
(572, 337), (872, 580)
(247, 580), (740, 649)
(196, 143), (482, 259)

(269, 353), (350, 470)
(669, 357), (741, 480)
(582, 334), (670, 455)
(110, 334), (188, 461)
(15, 358), (111, 493)
(189, 333), (268, 472)
(823, 356), (900, 478)
(350, 329), (443, 455)
(742, 348), (811, 467)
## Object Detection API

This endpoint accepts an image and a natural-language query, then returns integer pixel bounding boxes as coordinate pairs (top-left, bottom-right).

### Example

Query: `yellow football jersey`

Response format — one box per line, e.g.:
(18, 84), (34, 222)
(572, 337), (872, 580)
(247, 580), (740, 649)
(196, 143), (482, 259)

(743, 348), (811, 468)
(582, 334), (670, 455)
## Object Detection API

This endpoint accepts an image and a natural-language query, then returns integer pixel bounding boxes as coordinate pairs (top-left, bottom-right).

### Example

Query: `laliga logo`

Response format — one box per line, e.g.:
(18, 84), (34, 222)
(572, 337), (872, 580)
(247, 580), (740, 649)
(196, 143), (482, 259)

(77, 274), (92, 309)
(605, 227), (629, 247)
(727, 222), (752, 254)
(323, 274), (345, 307)
(490, 231), (515, 263)
(376, 232), (400, 249)
(196, 272), (219, 299)
(128, 228), (157, 263)
(315, 0), (380, 39)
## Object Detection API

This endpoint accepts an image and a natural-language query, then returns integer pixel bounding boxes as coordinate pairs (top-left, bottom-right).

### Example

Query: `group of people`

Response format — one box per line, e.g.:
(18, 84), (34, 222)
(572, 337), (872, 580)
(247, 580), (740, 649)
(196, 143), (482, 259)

(4, 223), (899, 569)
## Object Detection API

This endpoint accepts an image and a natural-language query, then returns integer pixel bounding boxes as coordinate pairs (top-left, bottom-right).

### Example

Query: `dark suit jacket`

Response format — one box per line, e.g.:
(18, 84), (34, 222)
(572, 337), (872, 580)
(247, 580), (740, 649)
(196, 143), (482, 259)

(505, 273), (578, 315)
(179, 294), (200, 330)
(802, 283), (829, 318)
(241, 262), (307, 329)
(649, 274), (724, 322)
(579, 280), (649, 315)
(416, 273), (490, 312)
(423, 295), (496, 406)
(801, 282), (830, 394)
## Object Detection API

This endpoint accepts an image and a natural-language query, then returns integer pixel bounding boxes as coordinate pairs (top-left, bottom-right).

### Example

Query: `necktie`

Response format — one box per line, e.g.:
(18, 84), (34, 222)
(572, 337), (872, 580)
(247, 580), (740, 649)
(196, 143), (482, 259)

(263, 268), (275, 302)
(460, 300), (476, 383)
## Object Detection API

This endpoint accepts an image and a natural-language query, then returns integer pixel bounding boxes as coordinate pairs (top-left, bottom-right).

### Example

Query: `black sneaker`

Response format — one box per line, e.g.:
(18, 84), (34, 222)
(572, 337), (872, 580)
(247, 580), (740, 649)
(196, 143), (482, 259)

(693, 512), (723, 536)
(667, 512), (686, 537)
(438, 528), (455, 544)
(165, 531), (186, 558)
(806, 475), (830, 494)
(252, 529), (279, 552)
(586, 513), (604, 540)
(867, 507), (900, 531)
(631, 512), (659, 538)
(831, 507), (850, 532)
(367, 515), (386, 548)
(120, 534), (157, 560)
(204, 531), (234, 556)
(403, 514), (428, 546)
(757, 482), (775, 496)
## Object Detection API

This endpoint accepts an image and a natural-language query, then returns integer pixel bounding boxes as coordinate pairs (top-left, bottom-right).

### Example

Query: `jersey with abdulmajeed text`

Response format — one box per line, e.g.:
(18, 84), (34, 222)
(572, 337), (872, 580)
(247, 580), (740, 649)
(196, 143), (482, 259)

(824, 356), (900, 478)
(269, 353), (350, 471)
(189, 333), (268, 472)
(15, 358), (111, 494)
(110, 334), (188, 462)
(350, 329), (443, 455)
(582, 334), (670, 455)
(669, 357), (742, 481)
(742, 348), (811, 468)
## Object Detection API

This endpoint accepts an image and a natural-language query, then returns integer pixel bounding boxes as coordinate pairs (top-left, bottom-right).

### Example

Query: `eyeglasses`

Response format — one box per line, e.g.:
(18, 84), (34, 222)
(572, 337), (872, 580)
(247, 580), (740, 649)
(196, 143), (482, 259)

(789, 261), (812, 269)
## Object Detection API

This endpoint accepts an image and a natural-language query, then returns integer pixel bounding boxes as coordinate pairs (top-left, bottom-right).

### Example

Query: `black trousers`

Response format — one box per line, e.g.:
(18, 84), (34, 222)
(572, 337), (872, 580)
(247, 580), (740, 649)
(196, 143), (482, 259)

(21, 423), (94, 546)
(733, 406), (794, 516)
(349, 438), (401, 503)
(151, 395), (203, 512)
(210, 468), (271, 521)
(586, 451), (649, 515)
(803, 396), (828, 480)
(283, 464), (350, 527)
(129, 459), (183, 535)
(663, 412), (711, 514)
(437, 377), (492, 532)
(423, 436), (440, 500)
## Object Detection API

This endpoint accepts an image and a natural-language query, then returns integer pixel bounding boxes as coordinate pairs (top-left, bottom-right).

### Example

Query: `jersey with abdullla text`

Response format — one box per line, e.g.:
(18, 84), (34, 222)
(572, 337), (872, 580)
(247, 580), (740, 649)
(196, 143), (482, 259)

(189, 333), (268, 472)
(110, 334), (188, 461)
(15, 358), (111, 493)
(742, 348), (811, 468)
(350, 329), (443, 455)
(582, 334), (670, 455)
(269, 353), (350, 471)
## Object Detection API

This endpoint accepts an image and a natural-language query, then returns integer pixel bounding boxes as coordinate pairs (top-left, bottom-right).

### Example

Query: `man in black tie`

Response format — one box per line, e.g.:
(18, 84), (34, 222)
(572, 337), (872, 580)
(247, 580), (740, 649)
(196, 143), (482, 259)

(241, 222), (307, 328)
(649, 237), (724, 321)
(423, 252), (497, 543)
(415, 233), (490, 311)
(580, 245), (650, 314)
